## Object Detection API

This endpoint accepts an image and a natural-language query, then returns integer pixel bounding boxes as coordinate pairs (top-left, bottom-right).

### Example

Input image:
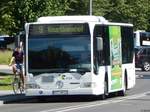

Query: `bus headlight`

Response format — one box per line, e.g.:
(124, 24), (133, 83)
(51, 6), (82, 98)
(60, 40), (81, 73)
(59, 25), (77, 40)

(26, 83), (41, 89)
(80, 82), (96, 88)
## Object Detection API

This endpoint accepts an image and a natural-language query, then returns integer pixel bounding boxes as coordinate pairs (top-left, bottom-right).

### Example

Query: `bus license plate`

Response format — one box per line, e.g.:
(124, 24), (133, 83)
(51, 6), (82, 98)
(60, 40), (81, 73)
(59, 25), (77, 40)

(52, 90), (68, 95)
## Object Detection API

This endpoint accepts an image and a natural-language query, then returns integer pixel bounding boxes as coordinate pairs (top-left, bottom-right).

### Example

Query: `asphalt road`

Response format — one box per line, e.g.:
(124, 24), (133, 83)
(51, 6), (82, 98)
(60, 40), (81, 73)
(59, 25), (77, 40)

(0, 71), (150, 112)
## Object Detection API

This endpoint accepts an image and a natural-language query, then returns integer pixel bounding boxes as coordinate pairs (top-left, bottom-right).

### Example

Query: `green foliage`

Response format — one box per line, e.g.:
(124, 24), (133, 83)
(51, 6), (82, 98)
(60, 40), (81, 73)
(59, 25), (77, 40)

(93, 0), (112, 16)
(92, 0), (149, 31)
(66, 0), (89, 15)
(0, 0), (149, 35)
(0, 0), (75, 35)
(0, 1), (15, 35)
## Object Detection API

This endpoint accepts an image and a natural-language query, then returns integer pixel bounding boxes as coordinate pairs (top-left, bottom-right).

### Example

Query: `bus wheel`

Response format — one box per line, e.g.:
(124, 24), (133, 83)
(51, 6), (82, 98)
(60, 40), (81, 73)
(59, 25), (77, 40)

(101, 80), (108, 100)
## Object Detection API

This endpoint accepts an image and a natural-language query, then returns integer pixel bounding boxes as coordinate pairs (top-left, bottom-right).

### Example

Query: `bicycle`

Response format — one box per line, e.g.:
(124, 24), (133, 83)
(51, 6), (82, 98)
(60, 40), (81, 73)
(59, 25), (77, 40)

(12, 64), (24, 94)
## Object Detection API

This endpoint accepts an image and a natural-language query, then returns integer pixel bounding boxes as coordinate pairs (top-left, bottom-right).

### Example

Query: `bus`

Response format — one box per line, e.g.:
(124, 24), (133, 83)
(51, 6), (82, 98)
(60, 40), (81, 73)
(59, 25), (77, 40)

(24, 16), (135, 98)
(134, 30), (150, 47)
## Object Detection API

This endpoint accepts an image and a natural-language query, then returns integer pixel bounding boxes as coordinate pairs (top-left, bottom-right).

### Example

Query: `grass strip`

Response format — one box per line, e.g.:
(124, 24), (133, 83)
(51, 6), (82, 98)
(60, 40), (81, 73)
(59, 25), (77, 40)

(0, 50), (12, 64)
(0, 74), (13, 90)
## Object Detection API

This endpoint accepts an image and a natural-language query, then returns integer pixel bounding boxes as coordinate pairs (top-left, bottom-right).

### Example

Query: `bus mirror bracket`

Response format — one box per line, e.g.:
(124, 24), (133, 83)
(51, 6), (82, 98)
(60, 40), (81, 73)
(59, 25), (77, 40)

(96, 37), (103, 51)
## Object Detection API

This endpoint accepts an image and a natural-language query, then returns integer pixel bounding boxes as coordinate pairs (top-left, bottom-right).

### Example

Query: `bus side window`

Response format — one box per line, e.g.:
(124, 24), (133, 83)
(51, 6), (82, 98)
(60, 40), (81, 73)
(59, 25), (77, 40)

(121, 26), (134, 63)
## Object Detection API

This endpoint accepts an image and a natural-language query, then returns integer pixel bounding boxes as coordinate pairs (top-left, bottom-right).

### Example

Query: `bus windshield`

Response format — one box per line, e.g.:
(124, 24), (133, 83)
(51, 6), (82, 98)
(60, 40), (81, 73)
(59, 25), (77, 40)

(28, 24), (91, 73)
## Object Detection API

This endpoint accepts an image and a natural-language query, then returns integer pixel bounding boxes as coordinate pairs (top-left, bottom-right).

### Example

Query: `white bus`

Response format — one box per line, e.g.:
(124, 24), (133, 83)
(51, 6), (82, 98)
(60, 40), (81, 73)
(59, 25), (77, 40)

(25, 16), (135, 98)
(134, 30), (150, 47)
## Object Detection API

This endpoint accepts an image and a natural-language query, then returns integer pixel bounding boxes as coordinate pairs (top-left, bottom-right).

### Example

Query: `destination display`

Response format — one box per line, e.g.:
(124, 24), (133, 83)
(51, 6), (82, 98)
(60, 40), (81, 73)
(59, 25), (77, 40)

(140, 32), (150, 46)
(29, 23), (90, 35)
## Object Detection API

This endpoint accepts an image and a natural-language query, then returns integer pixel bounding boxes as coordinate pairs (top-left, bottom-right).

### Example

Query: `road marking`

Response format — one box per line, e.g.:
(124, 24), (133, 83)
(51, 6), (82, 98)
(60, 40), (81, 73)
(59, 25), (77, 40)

(40, 91), (150, 112)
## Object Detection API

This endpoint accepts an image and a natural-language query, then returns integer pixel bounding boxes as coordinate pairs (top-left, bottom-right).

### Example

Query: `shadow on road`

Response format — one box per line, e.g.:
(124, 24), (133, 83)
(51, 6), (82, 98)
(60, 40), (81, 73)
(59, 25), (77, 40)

(10, 95), (103, 104)
(7, 93), (123, 104)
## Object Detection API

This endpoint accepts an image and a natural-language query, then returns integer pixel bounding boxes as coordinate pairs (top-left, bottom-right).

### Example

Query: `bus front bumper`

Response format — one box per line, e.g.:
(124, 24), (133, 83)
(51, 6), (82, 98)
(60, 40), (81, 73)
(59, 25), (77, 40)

(25, 88), (96, 96)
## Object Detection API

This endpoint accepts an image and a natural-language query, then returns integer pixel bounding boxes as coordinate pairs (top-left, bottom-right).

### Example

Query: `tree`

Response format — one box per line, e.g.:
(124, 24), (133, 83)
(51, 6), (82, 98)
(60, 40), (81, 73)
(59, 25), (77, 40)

(93, 0), (149, 31)
(65, 0), (89, 15)
(93, 0), (112, 16)
(0, 0), (149, 35)
(0, 0), (75, 35)
(0, 0), (15, 35)
(125, 0), (149, 31)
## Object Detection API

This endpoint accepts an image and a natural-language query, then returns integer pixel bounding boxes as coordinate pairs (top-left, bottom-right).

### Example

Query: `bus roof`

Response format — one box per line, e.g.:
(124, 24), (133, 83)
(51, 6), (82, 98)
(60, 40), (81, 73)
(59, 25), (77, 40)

(134, 31), (150, 35)
(37, 16), (108, 23)
(28, 16), (133, 27)
(134, 30), (146, 33)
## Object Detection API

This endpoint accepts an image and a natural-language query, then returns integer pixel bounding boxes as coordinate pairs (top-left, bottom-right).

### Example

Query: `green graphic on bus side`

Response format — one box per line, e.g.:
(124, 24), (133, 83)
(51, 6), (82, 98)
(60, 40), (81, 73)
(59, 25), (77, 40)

(109, 26), (122, 90)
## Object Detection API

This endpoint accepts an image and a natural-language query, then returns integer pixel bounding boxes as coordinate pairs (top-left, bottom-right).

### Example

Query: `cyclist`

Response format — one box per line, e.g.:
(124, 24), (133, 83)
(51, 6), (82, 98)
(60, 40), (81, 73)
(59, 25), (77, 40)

(9, 46), (25, 89)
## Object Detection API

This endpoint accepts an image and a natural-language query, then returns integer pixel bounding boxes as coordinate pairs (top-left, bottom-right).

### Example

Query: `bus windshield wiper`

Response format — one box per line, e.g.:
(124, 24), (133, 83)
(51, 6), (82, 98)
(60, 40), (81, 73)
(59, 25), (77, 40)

(49, 68), (69, 73)
(29, 68), (69, 73)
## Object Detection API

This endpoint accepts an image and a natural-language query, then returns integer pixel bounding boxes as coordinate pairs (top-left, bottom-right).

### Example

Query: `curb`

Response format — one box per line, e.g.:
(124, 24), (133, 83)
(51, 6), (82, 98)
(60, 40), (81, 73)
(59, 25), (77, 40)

(0, 94), (28, 104)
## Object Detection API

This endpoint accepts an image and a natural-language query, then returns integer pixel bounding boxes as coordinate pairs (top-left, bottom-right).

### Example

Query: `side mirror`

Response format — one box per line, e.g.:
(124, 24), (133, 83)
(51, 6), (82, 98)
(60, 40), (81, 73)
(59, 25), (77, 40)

(96, 37), (103, 51)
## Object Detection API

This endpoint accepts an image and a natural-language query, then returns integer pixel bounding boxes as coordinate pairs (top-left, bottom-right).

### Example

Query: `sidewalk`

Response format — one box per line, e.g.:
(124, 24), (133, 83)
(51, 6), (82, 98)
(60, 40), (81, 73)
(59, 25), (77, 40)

(0, 64), (12, 74)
